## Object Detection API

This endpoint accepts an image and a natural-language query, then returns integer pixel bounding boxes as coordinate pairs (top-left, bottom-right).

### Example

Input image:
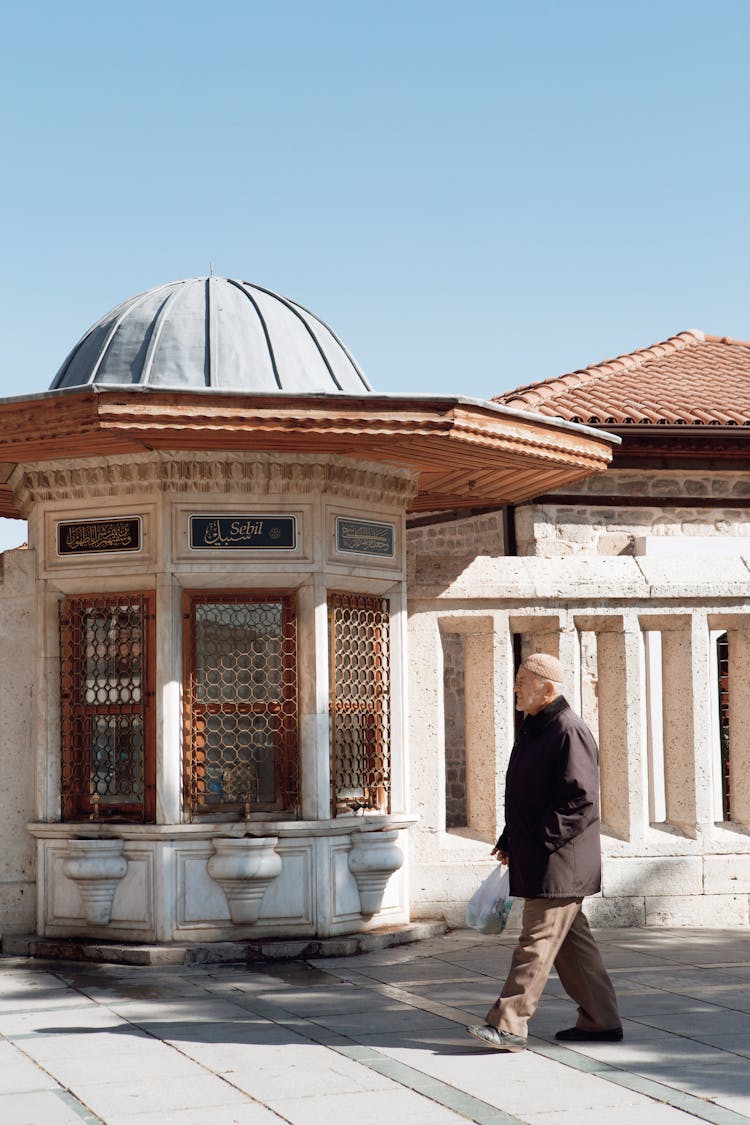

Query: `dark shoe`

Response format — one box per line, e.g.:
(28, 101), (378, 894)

(555, 1026), (623, 1042)
(466, 1024), (527, 1052)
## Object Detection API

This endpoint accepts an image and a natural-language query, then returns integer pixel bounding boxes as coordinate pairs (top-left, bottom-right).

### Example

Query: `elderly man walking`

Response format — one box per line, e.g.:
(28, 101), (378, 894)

(467, 652), (622, 1053)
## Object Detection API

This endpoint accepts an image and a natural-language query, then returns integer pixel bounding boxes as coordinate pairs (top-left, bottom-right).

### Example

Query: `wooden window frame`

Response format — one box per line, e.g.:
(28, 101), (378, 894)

(328, 591), (391, 817)
(183, 589), (299, 818)
(59, 591), (156, 822)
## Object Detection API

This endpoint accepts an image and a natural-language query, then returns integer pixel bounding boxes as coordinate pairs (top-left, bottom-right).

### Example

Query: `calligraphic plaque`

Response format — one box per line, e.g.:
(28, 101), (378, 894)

(189, 515), (297, 551)
(335, 516), (395, 558)
(57, 517), (142, 557)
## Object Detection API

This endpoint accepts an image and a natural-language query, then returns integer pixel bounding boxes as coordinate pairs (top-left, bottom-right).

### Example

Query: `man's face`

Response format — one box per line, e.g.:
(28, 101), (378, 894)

(514, 666), (553, 716)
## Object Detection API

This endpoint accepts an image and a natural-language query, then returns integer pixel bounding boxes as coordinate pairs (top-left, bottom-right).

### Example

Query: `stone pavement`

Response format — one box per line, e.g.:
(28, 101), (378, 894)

(1, 927), (750, 1125)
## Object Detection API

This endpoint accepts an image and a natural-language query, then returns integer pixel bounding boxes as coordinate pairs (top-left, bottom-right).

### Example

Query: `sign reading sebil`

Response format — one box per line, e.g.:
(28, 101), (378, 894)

(189, 516), (297, 550)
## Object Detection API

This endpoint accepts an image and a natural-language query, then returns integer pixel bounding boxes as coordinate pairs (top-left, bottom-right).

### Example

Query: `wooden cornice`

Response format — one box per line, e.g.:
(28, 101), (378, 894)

(0, 389), (617, 518)
(580, 424), (750, 469)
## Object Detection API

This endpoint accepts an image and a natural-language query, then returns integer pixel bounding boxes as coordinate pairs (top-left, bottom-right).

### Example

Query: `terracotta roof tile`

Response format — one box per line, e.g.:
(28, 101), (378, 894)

(495, 330), (750, 426)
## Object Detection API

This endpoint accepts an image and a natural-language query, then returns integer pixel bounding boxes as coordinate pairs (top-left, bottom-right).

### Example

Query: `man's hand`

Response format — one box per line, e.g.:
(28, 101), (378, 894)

(490, 846), (509, 865)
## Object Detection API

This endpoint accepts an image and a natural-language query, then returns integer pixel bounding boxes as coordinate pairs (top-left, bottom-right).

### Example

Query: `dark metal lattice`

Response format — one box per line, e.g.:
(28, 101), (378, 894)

(184, 592), (299, 817)
(328, 592), (391, 815)
(716, 632), (731, 821)
(59, 593), (155, 821)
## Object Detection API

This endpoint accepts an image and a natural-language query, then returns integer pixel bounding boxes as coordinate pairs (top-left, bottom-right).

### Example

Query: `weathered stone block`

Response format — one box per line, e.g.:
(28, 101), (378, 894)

(556, 522), (599, 546)
(0, 882), (36, 934)
(599, 532), (634, 556)
(431, 556), (647, 601)
(412, 899), (463, 925)
(411, 860), (499, 906)
(601, 856), (702, 897)
(703, 854), (750, 894)
(0, 546), (35, 594)
(645, 894), (749, 927)
(585, 896), (646, 927)
(636, 556), (750, 597)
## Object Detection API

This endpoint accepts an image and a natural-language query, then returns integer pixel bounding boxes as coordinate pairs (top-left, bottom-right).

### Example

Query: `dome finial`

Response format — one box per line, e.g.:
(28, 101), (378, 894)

(209, 260), (214, 277)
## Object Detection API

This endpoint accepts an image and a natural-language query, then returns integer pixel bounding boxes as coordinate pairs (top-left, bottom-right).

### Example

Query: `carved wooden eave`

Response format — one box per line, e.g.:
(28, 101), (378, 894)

(0, 388), (618, 518)
(600, 424), (750, 470)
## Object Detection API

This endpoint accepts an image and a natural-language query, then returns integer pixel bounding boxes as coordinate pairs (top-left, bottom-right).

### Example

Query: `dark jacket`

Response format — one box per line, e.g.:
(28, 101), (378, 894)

(496, 695), (602, 899)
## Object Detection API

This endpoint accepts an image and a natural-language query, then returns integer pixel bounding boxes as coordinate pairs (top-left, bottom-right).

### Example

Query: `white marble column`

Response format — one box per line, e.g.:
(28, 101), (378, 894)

(156, 577), (182, 824)
(297, 578), (331, 820)
(387, 580), (409, 815)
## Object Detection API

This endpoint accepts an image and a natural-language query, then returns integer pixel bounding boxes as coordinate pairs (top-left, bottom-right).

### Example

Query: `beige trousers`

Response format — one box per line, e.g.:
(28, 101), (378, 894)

(485, 897), (620, 1038)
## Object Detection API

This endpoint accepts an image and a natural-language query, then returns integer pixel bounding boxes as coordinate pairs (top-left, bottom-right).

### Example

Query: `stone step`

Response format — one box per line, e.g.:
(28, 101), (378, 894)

(1, 920), (447, 966)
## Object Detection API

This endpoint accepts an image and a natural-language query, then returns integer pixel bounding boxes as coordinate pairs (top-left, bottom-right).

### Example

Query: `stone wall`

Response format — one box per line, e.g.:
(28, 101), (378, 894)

(516, 470), (750, 557)
(0, 547), (37, 934)
(408, 551), (750, 929)
(407, 511), (505, 584)
(407, 513), (506, 834)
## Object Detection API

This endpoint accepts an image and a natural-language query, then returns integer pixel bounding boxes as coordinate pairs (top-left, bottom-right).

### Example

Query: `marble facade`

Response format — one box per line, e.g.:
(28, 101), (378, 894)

(4, 451), (417, 941)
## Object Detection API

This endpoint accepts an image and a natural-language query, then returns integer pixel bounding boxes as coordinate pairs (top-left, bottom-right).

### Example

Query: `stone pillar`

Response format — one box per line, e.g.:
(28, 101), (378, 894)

(557, 624), (582, 713)
(578, 630), (599, 744)
(40, 586), (61, 823)
(463, 613), (515, 841)
(407, 610), (446, 836)
(0, 548), (37, 933)
(660, 614), (713, 838)
(726, 624), (750, 826)
(593, 615), (648, 842)
(510, 614), (562, 662)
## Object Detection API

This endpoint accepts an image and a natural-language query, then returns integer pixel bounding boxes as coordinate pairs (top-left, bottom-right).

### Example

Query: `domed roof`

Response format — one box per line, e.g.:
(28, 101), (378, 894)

(50, 277), (372, 395)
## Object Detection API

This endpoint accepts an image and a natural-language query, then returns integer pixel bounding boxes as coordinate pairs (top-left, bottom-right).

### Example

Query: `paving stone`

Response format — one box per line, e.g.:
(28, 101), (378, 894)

(0, 1089), (98, 1124)
(2, 927), (750, 1125)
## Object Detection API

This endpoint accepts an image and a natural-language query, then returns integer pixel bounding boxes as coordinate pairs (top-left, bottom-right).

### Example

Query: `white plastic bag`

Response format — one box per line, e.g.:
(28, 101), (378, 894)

(466, 864), (512, 934)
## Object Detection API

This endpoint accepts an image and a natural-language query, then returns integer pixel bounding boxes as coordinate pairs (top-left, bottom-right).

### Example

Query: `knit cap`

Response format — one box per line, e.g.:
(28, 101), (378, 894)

(521, 653), (566, 684)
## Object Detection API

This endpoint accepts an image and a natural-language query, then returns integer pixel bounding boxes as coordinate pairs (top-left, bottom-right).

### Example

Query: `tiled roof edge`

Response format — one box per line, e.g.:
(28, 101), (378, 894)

(495, 329), (707, 409)
(704, 333), (750, 348)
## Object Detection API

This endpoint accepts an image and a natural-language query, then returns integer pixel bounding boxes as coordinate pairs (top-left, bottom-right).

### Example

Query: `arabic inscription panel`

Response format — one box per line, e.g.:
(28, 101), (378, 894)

(42, 504), (157, 577)
(326, 502), (404, 577)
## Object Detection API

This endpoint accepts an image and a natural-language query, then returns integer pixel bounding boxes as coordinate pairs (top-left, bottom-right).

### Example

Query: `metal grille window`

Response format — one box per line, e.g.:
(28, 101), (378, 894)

(328, 592), (391, 815)
(716, 632), (731, 820)
(59, 593), (156, 821)
(184, 592), (299, 817)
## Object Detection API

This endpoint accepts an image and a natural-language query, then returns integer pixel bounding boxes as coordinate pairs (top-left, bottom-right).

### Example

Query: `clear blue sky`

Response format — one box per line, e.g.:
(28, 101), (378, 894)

(0, 0), (748, 552)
